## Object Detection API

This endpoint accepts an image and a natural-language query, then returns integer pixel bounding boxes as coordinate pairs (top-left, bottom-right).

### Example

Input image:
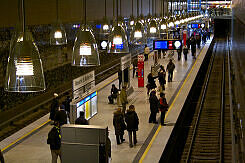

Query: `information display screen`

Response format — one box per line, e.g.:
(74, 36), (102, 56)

(115, 44), (124, 49)
(76, 91), (97, 120)
(191, 23), (199, 28)
(153, 40), (182, 50)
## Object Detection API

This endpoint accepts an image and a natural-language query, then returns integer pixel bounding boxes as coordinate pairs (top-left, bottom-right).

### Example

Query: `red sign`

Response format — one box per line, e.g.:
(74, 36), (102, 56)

(138, 55), (144, 87)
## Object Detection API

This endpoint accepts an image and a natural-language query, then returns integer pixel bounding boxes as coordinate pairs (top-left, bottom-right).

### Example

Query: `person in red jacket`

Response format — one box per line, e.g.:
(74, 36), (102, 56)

(159, 93), (169, 126)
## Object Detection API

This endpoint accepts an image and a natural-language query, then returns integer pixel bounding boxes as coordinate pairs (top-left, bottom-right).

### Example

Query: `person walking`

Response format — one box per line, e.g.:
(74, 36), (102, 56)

(47, 121), (61, 163)
(54, 105), (67, 126)
(50, 93), (59, 121)
(75, 111), (89, 125)
(120, 86), (128, 115)
(149, 91), (159, 124)
(125, 105), (139, 148)
(113, 108), (126, 145)
(166, 59), (175, 82)
(196, 33), (201, 49)
(159, 93), (169, 126)
(158, 65), (166, 93)
(144, 45), (150, 61)
(177, 47), (182, 61)
(190, 35), (197, 59)
(183, 45), (189, 61)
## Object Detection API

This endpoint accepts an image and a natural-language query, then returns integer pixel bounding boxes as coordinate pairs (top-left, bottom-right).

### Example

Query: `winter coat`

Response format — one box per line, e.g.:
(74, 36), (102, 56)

(158, 71), (166, 86)
(75, 116), (89, 125)
(149, 94), (159, 113)
(190, 38), (196, 53)
(120, 88), (127, 104)
(111, 87), (118, 96)
(167, 62), (175, 73)
(47, 126), (61, 150)
(147, 74), (157, 89)
(113, 111), (126, 135)
(125, 110), (139, 131)
(159, 97), (168, 112)
(54, 109), (67, 126)
(49, 98), (59, 120)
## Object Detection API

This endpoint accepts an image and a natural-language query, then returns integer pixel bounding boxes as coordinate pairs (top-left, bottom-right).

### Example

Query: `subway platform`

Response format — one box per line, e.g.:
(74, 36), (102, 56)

(1, 37), (213, 163)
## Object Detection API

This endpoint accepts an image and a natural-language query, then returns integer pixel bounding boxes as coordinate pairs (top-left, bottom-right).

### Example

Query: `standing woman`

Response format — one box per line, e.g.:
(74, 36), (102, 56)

(149, 91), (159, 124)
(159, 93), (169, 126)
(113, 108), (126, 145)
(158, 65), (166, 93)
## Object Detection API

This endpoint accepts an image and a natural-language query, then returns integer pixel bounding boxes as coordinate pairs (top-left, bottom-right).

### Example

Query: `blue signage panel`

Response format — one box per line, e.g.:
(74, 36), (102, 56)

(154, 41), (168, 50)
(153, 40), (182, 50)
(115, 44), (124, 49)
(191, 24), (199, 28)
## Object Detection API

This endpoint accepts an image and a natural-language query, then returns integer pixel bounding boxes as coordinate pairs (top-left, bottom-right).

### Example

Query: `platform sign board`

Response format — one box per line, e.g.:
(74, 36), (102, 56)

(72, 71), (95, 100)
(120, 53), (131, 71)
(153, 40), (182, 50)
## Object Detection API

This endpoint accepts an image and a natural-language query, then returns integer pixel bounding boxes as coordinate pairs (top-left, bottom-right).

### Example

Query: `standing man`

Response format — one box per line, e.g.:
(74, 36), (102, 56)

(125, 105), (139, 148)
(159, 93), (169, 126)
(50, 93), (59, 121)
(144, 45), (150, 61)
(149, 91), (159, 124)
(47, 121), (61, 163)
(54, 105), (67, 126)
(190, 35), (197, 59)
(120, 86), (128, 115)
(166, 59), (175, 82)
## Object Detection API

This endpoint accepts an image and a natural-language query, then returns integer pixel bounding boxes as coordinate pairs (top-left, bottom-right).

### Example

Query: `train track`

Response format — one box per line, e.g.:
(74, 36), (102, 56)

(180, 39), (232, 162)
(0, 45), (147, 141)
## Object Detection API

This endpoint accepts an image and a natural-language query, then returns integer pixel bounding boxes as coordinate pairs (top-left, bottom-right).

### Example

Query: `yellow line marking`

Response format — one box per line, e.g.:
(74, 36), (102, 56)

(2, 120), (51, 152)
(139, 47), (206, 162)
(2, 75), (119, 152)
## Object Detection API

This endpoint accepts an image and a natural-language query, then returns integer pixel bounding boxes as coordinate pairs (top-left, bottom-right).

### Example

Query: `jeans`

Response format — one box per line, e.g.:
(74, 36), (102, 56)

(160, 111), (166, 125)
(128, 131), (137, 147)
(51, 149), (61, 163)
(168, 72), (173, 82)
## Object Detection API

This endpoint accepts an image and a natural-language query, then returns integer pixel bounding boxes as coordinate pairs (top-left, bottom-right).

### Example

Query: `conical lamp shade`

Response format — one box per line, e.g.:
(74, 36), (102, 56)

(5, 31), (46, 92)
(147, 20), (160, 38)
(130, 21), (146, 45)
(108, 25), (129, 54)
(50, 24), (67, 45)
(72, 26), (100, 66)
(159, 19), (168, 34)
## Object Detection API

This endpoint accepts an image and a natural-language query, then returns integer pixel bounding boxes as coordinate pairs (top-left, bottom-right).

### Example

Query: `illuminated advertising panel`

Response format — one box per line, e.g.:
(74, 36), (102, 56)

(191, 23), (199, 28)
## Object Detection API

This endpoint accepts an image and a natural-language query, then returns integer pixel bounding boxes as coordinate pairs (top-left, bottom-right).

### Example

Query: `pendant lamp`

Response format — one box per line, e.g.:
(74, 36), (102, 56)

(50, 0), (67, 45)
(168, 16), (175, 28)
(100, 0), (110, 35)
(108, 0), (129, 54)
(130, 0), (146, 45)
(5, 0), (46, 92)
(72, 0), (100, 66)
(147, 19), (160, 38)
(129, 0), (135, 28)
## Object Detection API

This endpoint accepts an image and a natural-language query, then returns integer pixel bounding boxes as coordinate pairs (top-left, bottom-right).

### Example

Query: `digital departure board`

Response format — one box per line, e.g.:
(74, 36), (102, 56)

(153, 40), (182, 50)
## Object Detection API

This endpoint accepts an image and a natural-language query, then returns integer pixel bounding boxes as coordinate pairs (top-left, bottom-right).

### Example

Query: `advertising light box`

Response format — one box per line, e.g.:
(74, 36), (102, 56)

(153, 40), (182, 50)
(70, 91), (98, 123)
(191, 23), (199, 28)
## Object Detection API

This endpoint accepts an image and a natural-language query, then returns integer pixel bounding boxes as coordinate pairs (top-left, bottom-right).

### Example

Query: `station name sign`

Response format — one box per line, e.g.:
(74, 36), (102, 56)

(153, 40), (182, 50)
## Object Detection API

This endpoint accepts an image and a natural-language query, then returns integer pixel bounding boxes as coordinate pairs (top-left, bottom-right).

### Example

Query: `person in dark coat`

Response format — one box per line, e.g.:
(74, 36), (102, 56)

(118, 69), (122, 89)
(49, 93), (59, 121)
(113, 108), (126, 145)
(183, 45), (189, 61)
(0, 149), (4, 163)
(132, 58), (138, 78)
(75, 111), (89, 125)
(125, 105), (139, 148)
(177, 47), (182, 61)
(190, 35), (197, 59)
(196, 33), (201, 49)
(47, 121), (61, 163)
(147, 73), (157, 95)
(149, 91), (159, 124)
(159, 93), (169, 126)
(158, 65), (166, 92)
(108, 84), (118, 104)
(166, 59), (175, 82)
(64, 95), (72, 116)
(54, 105), (67, 126)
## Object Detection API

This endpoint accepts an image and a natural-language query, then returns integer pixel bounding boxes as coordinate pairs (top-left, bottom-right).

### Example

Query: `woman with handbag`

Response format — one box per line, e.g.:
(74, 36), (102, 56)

(159, 93), (169, 126)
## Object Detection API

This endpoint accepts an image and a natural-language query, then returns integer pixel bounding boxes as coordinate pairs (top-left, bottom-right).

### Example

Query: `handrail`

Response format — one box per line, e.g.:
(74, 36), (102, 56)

(186, 42), (218, 163)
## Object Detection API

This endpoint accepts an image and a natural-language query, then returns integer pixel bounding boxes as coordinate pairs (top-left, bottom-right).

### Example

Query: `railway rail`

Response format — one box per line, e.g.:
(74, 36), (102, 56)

(180, 38), (232, 162)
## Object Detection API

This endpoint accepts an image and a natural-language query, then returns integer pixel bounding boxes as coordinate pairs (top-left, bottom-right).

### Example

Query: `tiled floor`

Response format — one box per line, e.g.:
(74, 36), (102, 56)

(3, 46), (205, 163)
